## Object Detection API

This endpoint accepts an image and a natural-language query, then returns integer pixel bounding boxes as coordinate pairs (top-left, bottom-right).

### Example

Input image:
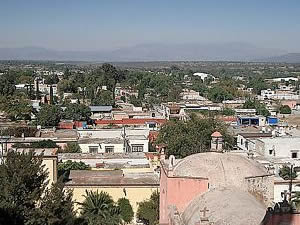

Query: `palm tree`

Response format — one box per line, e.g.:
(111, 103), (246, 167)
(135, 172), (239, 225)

(79, 190), (120, 225)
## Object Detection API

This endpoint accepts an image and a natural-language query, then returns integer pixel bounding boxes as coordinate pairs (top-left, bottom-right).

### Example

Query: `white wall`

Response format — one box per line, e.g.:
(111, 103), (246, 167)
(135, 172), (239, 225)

(256, 137), (300, 158)
(79, 143), (124, 154)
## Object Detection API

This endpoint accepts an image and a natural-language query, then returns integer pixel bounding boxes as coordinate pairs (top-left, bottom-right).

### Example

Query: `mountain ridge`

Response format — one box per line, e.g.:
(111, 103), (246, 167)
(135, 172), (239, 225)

(0, 43), (294, 62)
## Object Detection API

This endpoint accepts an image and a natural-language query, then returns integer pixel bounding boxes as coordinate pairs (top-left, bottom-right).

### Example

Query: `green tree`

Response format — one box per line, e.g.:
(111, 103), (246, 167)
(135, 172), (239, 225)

(63, 103), (91, 121)
(129, 95), (142, 107)
(38, 178), (75, 225)
(79, 190), (121, 225)
(0, 95), (33, 121)
(102, 64), (125, 103)
(31, 140), (59, 148)
(57, 160), (90, 180)
(279, 165), (297, 180)
(117, 198), (134, 224)
(137, 191), (159, 225)
(243, 99), (270, 117)
(156, 116), (233, 158)
(44, 74), (59, 85)
(61, 142), (82, 153)
(222, 108), (235, 116)
(279, 105), (292, 114)
(0, 73), (16, 96)
(92, 90), (114, 106)
(0, 150), (48, 225)
(37, 105), (62, 127)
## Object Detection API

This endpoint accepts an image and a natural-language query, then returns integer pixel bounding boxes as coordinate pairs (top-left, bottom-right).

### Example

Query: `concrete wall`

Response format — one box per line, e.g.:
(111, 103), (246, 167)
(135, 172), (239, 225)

(79, 143), (124, 154)
(159, 165), (208, 225)
(78, 129), (150, 139)
(256, 137), (300, 158)
(245, 175), (274, 207)
(43, 157), (57, 187)
(265, 214), (300, 225)
(274, 182), (300, 203)
(237, 135), (256, 152)
(65, 185), (158, 222)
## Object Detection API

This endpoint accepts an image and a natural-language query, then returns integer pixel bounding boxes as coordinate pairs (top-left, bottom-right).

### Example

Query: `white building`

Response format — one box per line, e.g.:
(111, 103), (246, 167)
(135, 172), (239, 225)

(77, 128), (149, 154)
(256, 137), (300, 159)
(193, 72), (215, 81)
(180, 89), (206, 101)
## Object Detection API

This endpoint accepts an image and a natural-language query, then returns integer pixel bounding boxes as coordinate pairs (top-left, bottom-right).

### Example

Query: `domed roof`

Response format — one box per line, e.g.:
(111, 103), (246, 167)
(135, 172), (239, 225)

(211, 131), (222, 137)
(181, 186), (266, 225)
(173, 152), (268, 189)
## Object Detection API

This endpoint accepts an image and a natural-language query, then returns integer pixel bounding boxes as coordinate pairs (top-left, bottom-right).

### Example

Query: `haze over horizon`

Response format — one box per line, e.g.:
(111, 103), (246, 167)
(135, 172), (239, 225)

(1, 0), (300, 61)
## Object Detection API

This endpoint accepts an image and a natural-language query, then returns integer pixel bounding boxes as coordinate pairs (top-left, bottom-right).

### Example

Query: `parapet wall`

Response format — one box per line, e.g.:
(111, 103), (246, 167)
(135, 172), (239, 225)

(246, 175), (274, 207)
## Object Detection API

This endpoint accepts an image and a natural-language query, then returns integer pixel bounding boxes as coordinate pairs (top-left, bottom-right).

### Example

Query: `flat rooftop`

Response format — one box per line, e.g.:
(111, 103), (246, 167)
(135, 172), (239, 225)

(65, 170), (159, 186)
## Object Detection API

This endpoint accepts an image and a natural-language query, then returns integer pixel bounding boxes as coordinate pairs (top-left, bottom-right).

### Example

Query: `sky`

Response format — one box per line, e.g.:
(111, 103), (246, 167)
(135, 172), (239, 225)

(0, 0), (300, 52)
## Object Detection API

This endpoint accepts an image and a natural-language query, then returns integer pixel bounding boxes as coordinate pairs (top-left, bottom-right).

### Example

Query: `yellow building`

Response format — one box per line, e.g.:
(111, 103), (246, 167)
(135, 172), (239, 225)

(15, 148), (58, 185)
(65, 170), (159, 218)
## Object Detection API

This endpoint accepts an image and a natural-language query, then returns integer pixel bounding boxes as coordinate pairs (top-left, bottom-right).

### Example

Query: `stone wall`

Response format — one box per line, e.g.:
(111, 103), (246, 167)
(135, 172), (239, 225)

(245, 175), (274, 207)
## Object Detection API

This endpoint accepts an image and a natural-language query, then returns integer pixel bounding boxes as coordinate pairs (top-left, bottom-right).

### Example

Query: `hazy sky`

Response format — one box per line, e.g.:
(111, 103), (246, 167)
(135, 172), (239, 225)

(1, 0), (300, 51)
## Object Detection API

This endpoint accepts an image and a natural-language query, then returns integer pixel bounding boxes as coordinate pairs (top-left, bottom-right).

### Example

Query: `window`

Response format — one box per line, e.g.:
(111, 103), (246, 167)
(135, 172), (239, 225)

(89, 146), (98, 154)
(269, 150), (273, 155)
(132, 144), (144, 152)
(241, 138), (243, 146)
(105, 146), (114, 153)
(292, 152), (298, 158)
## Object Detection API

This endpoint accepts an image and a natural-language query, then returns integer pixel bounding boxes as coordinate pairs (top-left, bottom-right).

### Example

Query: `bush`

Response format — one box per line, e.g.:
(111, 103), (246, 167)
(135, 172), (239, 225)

(137, 191), (159, 225)
(61, 142), (81, 153)
(279, 165), (297, 180)
(57, 160), (90, 181)
(117, 198), (134, 224)
(0, 127), (37, 137)
(279, 105), (292, 114)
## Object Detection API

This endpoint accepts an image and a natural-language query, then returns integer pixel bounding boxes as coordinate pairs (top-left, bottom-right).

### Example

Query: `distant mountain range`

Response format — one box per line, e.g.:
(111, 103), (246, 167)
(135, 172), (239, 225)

(254, 53), (300, 63)
(0, 43), (299, 62)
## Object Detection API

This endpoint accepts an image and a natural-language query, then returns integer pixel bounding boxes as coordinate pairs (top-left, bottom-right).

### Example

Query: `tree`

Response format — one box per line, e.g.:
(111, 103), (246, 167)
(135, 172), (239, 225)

(279, 165), (297, 180)
(156, 116), (233, 158)
(137, 191), (159, 225)
(62, 142), (82, 153)
(243, 99), (270, 117)
(44, 74), (59, 85)
(31, 140), (59, 148)
(129, 95), (142, 107)
(37, 104), (62, 127)
(79, 190), (121, 225)
(38, 178), (75, 225)
(0, 95), (33, 121)
(117, 198), (134, 224)
(57, 160), (90, 180)
(0, 73), (16, 96)
(92, 90), (114, 106)
(63, 103), (91, 121)
(102, 63), (125, 103)
(222, 108), (235, 116)
(279, 105), (292, 114)
(0, 150), (48, 225)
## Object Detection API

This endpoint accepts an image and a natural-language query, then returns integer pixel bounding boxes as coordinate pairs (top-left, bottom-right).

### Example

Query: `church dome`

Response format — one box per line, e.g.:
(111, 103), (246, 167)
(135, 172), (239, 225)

(181, 186), (266, 225)
(173, 152), (268, 189)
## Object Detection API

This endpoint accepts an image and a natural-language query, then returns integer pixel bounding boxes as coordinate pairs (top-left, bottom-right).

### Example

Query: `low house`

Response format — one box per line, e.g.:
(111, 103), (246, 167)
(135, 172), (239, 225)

(78, 138), (124, 154)
(58, 152), (150, 169)
(64, 170), (159, 221)
(237, 116), (266, 126)
(78, 128), (150, 153)
(256, 137), (300, 159)
(94, 118), (166, 129)
(237, 133), (272, 152)
(89, 106), (112, 119)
